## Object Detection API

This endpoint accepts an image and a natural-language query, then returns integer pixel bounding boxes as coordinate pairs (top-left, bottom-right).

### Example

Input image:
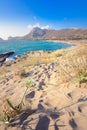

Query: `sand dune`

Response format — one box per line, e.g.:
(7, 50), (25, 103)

(0, 44), (87, 130)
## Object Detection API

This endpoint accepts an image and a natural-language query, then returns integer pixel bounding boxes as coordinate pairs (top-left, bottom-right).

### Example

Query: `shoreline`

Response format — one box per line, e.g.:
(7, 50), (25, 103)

(0, 39), (87, 65)
(46, 39), (87, 45)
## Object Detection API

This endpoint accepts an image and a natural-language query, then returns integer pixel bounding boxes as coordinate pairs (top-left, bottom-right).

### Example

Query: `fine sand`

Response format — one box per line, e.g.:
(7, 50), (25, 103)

(0, 43), (87, 130)
(47, 39), (87, 45)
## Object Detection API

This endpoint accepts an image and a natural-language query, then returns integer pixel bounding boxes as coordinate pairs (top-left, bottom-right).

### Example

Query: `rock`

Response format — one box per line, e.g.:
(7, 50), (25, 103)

(0, 51), (14, 65)
(5, 57), (16, 62)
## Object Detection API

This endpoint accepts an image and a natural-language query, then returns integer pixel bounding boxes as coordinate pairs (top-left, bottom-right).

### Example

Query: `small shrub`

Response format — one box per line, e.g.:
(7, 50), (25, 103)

(77, 68), (87, 84)
(78, 75), (87, 84)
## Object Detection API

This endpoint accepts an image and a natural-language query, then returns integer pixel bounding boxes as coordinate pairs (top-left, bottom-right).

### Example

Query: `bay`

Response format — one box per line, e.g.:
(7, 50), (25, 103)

(0, 40), (73, 55)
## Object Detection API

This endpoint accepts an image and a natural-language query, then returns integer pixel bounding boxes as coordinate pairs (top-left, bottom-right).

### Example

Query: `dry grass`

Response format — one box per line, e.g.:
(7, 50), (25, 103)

(57, 47), (87, 85)
(0, 51), (59, 80)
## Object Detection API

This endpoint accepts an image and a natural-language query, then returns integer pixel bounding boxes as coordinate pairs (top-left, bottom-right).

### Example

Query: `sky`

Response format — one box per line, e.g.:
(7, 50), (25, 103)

(0, 0), (87, 39)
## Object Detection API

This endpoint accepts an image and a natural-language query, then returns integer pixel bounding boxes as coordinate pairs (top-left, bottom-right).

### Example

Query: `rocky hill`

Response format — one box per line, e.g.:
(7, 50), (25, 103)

(8, 28), (87, 40)
(23, 27), (49, 40)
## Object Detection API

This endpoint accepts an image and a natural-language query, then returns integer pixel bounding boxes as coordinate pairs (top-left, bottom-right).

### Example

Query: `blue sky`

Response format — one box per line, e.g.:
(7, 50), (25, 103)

(0, 0), (87, 39)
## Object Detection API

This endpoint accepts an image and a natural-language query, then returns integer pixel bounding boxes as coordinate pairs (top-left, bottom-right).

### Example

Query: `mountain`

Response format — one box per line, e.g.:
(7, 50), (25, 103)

(23, 27), (49, 40)
(8, 36), (21, 40)
(8, 27), (51, 40)
(8, 28), (87, 40)
(43, 28), (87, 40)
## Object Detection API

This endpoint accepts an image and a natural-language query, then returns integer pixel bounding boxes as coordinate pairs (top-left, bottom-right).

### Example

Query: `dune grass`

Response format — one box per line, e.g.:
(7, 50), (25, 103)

(0, 80), (35, 126)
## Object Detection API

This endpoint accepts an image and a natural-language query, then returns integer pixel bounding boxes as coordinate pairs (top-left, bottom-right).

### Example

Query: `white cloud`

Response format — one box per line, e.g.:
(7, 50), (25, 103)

(27, 23), (50, 32)
(0, 23), (51, 40)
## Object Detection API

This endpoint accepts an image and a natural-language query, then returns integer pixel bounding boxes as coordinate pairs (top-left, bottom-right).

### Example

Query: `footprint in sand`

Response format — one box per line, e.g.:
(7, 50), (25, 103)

(5, 88), (14, 95)
(69, 118), (77, 129)
(67, 93), (72, 99)
(35, 115), (50, 130)
(26, 91), (35, 99)
(78, 103), (87, 114)
(68, 111), (75, 117)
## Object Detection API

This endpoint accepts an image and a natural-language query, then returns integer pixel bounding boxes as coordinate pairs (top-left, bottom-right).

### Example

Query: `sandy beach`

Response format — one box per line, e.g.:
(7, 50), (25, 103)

(0, 42), (87, 130)
(47, 39), (87, 45)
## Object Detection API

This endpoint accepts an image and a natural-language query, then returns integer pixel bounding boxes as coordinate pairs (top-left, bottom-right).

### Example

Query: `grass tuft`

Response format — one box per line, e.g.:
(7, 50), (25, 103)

(0, 79), (36, 126)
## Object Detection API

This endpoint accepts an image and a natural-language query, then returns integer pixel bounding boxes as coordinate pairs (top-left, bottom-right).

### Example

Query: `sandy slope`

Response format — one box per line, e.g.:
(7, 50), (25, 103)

(0, 44), (87, 130)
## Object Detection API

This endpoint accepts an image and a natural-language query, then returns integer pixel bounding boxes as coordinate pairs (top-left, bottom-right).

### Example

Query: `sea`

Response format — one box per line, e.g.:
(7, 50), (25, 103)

(0, 40), (73, 55)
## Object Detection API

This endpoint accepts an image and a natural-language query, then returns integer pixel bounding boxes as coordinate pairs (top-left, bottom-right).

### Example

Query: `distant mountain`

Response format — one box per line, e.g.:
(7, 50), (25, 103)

(8, 28), (87, 40)
(8, 36), (21, 40)
(8, 27), (51, 40)
(22, 27), (50, 40)
(43, 28), (87, 40)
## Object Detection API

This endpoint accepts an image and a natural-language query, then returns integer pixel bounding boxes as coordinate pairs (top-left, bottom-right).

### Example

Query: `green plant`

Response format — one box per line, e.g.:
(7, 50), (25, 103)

(0, 99), (20, 125)
(78, 75), (87, 84)
(0, 79), (35, 125)
(55, 53), (62, 57)
(77, 68), (87, 84)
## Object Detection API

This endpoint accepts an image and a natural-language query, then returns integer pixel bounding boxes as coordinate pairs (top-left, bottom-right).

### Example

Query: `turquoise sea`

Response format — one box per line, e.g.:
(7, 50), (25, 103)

(0, 40), (73, 55)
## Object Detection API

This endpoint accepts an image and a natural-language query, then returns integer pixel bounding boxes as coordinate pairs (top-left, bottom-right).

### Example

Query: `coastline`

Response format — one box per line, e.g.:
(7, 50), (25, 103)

(47, 39), (87, 45)
(0, 39), (87, 66)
